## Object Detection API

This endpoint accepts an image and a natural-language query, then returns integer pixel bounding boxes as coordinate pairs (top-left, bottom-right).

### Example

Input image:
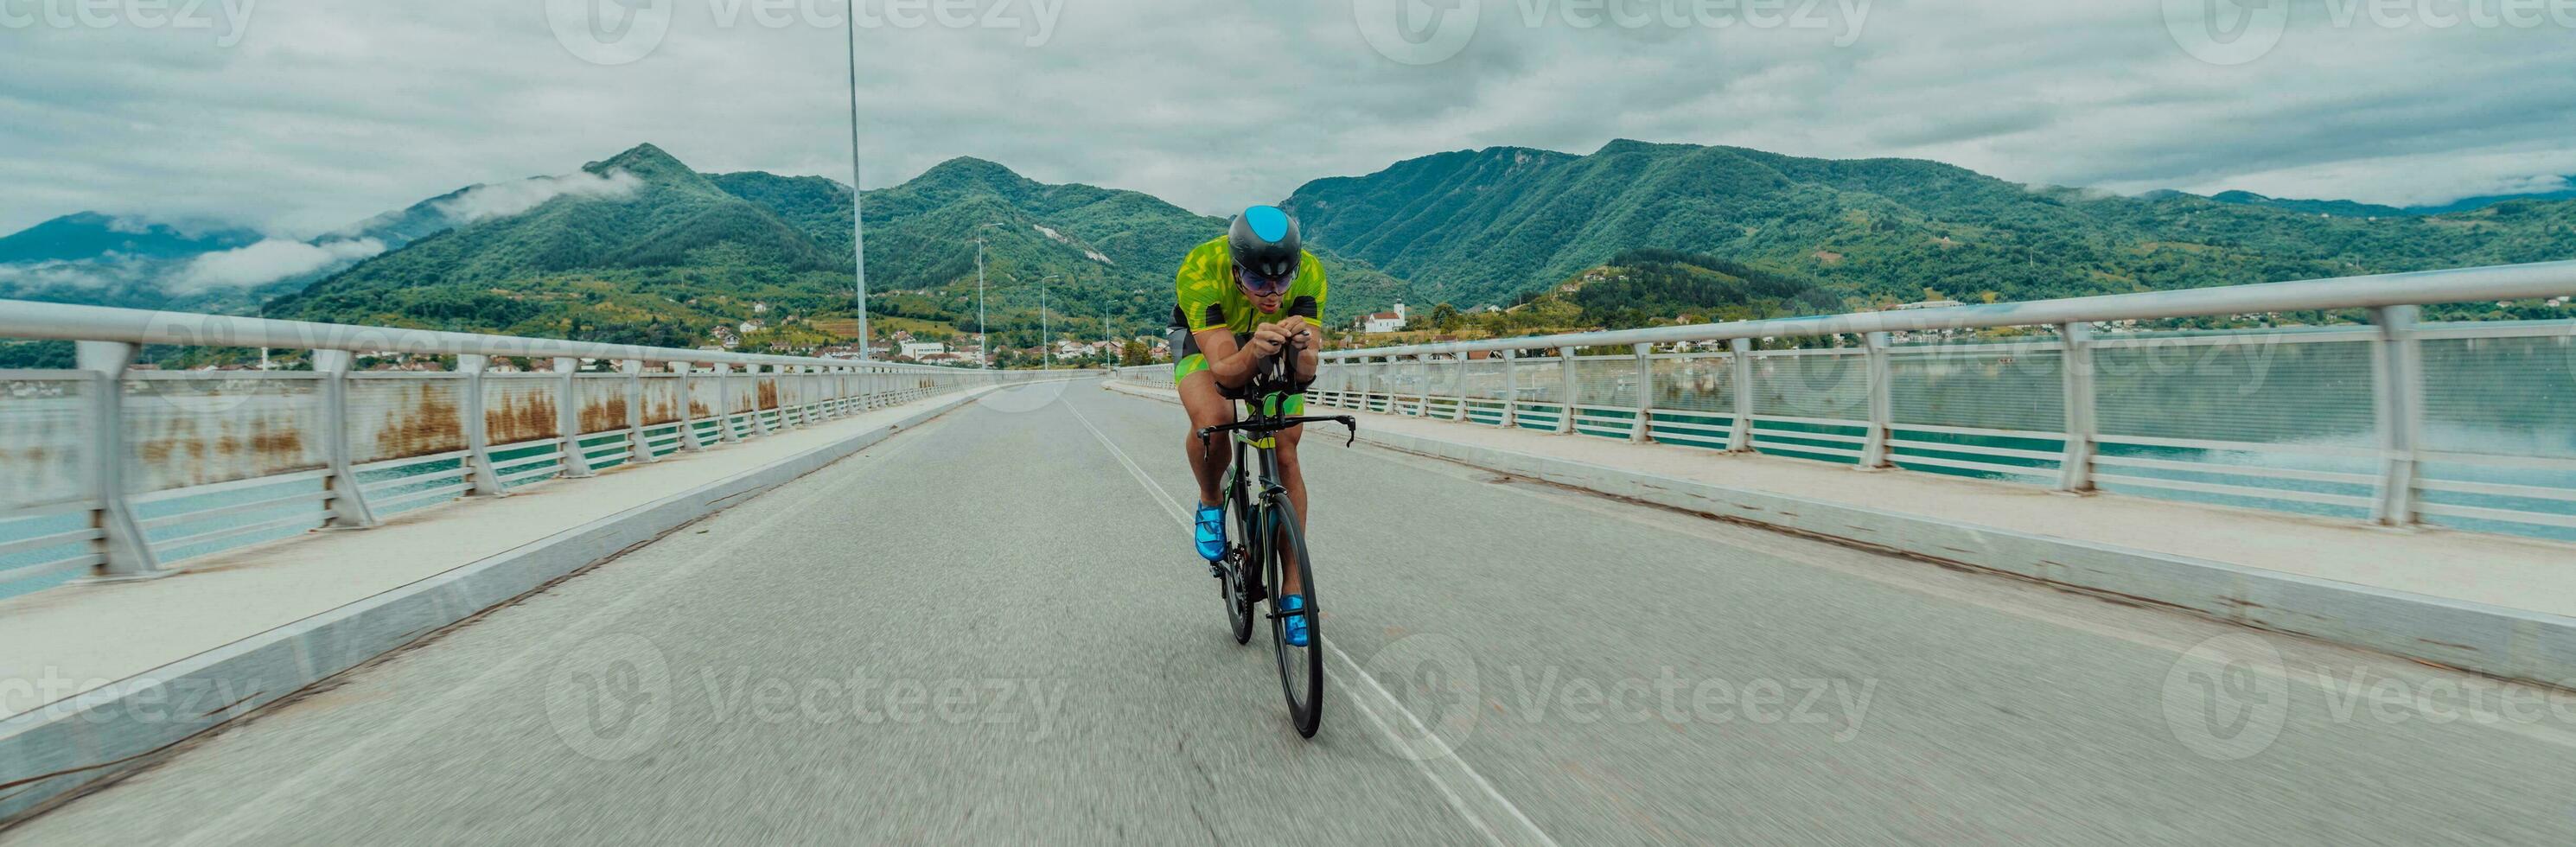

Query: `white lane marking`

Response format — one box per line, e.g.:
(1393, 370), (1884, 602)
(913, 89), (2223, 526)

(1067, 397), (1562, 847)
(166, 429), (946, 846)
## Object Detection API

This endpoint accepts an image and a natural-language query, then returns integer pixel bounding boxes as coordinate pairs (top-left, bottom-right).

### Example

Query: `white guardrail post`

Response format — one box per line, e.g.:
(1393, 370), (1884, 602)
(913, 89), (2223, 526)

(1557, 346), (1578, 434)
(747, 365), (772, 437)
(714, 363), (740, 443)
(554, 357), (595, 479)
(75, 341), (163, 578)
(457, 354), (507, 496)
(1632, 342), (1654, 443)
(623, 360), (657, 464)
(673, 362), (706, 452)
(2372, 305), (2425, 525)
(1501, 348), (1518, 428)
(2056, 323), (2097, 494)
(1860, 331), (1893, 469)
(1410, 355), (1429, 417)
(1727, 338), (1755, 452)
(1454, 351), (1470, 421)
(313, 349), (379, 528)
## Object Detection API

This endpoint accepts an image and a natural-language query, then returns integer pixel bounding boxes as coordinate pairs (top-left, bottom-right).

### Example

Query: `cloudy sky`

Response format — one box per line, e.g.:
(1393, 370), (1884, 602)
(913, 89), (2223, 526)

(3, 0), (2573, 237)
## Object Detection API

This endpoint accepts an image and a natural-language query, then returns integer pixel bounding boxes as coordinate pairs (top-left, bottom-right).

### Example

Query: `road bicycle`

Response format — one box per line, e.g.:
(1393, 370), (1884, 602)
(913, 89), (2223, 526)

(1199, 357), (1355, 738)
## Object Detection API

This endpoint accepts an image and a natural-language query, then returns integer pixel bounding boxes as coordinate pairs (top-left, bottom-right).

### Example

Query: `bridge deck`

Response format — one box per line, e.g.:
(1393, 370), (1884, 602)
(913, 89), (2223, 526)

(0, 391), (980, 722)
(5, 381), (2572, 844)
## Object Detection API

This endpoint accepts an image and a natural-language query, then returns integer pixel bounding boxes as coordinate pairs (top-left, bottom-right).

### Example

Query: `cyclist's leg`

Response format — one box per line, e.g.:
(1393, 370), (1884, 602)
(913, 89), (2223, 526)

(1176, 366), (1237, 508)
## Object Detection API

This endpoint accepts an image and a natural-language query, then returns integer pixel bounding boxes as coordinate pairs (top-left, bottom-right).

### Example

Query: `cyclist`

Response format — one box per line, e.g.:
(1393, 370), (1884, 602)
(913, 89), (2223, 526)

(1171, 205), (1324, 646)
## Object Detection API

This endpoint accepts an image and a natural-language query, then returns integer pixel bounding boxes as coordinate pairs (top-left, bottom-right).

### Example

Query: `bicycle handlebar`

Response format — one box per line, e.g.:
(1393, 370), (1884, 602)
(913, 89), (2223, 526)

(1198, 415), (1358, 451)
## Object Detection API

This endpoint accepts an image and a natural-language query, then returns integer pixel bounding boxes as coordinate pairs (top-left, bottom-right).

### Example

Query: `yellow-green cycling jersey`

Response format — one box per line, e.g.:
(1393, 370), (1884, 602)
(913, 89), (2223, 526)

(1170, 236), (1329, 404)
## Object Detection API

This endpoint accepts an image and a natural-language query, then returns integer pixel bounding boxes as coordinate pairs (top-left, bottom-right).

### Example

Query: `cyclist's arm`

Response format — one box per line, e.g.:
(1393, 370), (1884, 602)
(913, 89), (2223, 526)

(1196, 328), (1259, 390)
(1283, 295), (1320, 384)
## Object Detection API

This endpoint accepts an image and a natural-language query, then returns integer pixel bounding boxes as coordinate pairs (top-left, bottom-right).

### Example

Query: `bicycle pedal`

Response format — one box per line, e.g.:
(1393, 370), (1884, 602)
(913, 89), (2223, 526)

(1266, 606), (1311, 621)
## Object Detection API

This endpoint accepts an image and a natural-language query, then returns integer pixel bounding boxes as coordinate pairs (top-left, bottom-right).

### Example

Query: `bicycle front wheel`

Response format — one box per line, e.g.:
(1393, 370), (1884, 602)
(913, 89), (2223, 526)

(1220, 470), (1255, 646)
(1264, 496), (1323, 737)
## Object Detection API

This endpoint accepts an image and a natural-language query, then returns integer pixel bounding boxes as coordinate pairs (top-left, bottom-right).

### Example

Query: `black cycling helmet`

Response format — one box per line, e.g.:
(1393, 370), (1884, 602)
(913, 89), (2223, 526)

(1227, 205), (1301, 295)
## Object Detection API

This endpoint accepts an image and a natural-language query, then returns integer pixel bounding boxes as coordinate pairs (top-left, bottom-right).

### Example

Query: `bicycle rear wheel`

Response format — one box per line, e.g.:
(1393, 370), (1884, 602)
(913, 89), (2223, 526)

(1264, 496), (1323, 737)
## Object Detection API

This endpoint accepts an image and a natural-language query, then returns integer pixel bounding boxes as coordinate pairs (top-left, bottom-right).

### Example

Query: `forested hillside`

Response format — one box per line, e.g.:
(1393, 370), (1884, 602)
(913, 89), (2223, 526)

(1286, 140), (2576, 318)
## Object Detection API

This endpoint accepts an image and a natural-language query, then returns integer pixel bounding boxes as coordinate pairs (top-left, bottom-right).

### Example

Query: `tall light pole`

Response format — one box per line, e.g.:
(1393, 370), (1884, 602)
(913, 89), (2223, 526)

(1039, 274), (1058, 370)
(845, 11), (870, 359)
(975, 223), (1004, 369)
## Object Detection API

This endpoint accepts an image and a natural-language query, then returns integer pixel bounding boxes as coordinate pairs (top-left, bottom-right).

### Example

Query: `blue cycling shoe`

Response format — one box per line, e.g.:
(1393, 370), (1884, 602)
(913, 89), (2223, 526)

(1193, 503), (1227, 561)
(1280, 595), (1310, 647)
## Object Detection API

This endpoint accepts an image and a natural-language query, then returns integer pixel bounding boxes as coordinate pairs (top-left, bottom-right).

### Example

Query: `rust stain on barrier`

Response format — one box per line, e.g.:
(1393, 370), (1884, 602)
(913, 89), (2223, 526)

(687, 399), (712, 418)
(372, 383), (466, 461)
(133, 411), (316, 488)
(487, 392), (558, 445)
(642, 385), (681, 426)
(757, 379), (780, 411)
(578, 395), (629, 435)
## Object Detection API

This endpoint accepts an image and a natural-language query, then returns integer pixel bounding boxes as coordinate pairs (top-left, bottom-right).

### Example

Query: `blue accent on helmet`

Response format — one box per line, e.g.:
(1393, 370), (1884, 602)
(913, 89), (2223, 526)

(1245, 206), (1291, 243)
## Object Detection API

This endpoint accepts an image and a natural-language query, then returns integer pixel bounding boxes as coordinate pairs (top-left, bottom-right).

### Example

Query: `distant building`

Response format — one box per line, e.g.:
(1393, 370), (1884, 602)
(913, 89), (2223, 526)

(1358, 302), (1408, 334)
(901, 341), (947, 359)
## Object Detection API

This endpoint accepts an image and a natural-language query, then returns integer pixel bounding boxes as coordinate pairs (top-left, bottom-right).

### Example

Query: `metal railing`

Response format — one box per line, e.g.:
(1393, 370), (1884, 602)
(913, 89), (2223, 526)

(0, 300), (1078, 591)
(1152, 261), (2576, 541)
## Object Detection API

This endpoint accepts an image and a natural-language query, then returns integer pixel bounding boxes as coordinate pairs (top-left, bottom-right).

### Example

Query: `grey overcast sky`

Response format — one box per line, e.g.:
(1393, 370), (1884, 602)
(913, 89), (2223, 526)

(3, 0), (2573, 236)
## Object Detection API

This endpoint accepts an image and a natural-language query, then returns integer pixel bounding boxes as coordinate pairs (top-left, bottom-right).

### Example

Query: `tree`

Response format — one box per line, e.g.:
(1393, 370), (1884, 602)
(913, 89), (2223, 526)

(1121, 338), (1152, 366)
(1430, 302), (1462, 329)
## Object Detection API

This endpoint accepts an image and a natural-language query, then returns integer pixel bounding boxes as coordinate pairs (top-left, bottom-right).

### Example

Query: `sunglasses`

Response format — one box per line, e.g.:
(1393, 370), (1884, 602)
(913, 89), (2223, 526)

(1234, 265), (1297, 297)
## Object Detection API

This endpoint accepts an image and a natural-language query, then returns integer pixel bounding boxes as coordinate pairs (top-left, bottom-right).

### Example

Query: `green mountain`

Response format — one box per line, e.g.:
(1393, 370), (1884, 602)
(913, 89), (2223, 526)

(0, 213), (263, 264)
(1285, 140), (2576, 316)
(2197, 180), (2576, 218)
(265, 144), (1412, 358)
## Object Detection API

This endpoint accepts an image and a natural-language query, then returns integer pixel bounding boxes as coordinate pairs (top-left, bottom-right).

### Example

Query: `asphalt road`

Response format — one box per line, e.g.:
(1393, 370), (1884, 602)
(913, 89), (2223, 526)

(10, 379), (2575, 845)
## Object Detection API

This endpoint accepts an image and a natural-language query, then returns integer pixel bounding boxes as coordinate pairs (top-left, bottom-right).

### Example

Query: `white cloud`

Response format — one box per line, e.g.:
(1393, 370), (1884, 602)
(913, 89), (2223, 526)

(176, 239), (386, 291)
(0, 258), (145, 290)
(1, 0), (2572, 234)
(431, 170), (645, 226)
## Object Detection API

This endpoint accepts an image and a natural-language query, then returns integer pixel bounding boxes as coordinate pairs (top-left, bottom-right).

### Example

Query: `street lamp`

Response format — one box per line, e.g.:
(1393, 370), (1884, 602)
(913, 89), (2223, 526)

(845, 10), (869, 359)
(1038, 273), (1059, 370)
(974, 223), (1004, 368)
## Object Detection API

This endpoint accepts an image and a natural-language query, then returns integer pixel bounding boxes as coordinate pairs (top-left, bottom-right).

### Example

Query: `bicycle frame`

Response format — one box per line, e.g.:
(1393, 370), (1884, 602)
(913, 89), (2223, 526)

(1196, 362), (1355, 594)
